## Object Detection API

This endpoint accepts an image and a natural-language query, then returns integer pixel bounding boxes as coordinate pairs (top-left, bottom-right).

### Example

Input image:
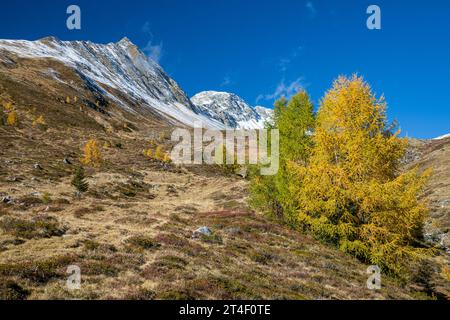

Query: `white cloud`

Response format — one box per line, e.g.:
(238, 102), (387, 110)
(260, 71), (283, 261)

(142, 21), (151, 34)
(220, 76), (232, 87)
(306, 1), (317, 18)
(278, 46), (303, 72)
(256, 77), (305, 103)
(141, 21), (163, 63)
(279, 58), (291, 73)
(143, 41), (163, 64)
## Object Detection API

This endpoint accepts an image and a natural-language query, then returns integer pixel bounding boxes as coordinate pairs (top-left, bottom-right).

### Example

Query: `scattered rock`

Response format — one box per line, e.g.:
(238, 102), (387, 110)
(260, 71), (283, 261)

(167, 185), (178, 196)
(1, 196), (13, 204)
(192, 226), (212, 238)
(225, 227), (242, 235)
(149, 184), (160, 191)
(236, 167), (248, 178)
(437, 198), (450, 208)
(146, 193), (157, 200)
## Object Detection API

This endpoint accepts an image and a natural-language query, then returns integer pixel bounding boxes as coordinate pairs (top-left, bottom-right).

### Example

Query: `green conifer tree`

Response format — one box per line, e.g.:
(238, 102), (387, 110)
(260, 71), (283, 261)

(71, 167), (89, 193)
(250, 91), (316, 221)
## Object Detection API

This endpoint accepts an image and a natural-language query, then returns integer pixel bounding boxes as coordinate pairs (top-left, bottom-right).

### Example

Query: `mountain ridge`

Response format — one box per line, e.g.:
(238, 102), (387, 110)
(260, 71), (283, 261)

(0, 37), (271, 130)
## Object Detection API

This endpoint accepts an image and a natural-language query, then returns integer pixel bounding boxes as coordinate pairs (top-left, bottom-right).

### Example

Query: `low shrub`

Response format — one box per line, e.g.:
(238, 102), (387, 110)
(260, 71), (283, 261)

(0, 216), (66, 239)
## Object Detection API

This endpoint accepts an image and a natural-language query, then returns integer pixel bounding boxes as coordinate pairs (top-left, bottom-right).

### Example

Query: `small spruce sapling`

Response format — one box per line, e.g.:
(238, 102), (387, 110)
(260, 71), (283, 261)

(71, 167), (89, 193)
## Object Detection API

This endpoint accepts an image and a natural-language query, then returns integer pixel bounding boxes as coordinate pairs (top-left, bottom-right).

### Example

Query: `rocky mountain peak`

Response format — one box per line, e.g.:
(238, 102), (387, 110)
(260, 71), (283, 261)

(191, 91), (273, 129)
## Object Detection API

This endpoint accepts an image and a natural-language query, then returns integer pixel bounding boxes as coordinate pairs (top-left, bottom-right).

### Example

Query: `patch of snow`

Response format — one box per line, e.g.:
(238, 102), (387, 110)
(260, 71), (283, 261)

(433, 133), (450, 140)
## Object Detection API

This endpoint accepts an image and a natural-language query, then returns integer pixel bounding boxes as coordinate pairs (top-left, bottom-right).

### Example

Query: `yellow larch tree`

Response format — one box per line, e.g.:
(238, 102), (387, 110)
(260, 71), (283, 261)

(32, 115), (46, 127)
(7, 110), (18, 126)
(154, 145), (165, 161)
(162, 153), (172, 163)
(289, 75), (431, 276)
(81, 139), (103, 168)
(3, 102), (13, 111)
(143, 148), (153, 158)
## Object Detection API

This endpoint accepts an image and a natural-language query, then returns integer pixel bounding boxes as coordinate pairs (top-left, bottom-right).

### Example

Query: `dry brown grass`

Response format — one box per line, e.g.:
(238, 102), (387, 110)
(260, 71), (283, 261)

(0, 54), (448, 300)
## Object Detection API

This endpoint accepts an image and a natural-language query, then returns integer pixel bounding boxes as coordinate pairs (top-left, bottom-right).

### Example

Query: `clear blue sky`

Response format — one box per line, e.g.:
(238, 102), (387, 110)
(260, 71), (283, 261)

(1, 0), (449, 138)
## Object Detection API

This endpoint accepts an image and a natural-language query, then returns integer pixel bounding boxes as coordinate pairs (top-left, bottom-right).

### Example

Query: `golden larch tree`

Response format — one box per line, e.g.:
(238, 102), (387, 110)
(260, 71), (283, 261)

(289, 75), (430, 276)
(143, 148), (153, 158)
(81, 139), (103, 167)
(155, 145), (165, 161)
(3, 102), (13, 111)
(32, 115), (46, 127)
(7, 110), (18, 126)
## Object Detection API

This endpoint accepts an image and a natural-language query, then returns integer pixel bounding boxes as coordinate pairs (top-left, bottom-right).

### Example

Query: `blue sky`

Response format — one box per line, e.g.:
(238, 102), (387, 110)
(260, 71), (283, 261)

(0, 0), (449, 138)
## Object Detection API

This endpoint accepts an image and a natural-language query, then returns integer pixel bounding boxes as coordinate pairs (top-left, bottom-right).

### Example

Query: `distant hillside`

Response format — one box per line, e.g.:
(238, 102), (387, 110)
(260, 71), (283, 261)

(406, 137), (450, 252)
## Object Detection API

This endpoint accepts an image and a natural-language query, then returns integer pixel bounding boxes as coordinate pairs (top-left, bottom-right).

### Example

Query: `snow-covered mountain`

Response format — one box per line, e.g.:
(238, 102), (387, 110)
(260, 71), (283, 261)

(0, 37), (270, 129)
(191, 91), (272, 129)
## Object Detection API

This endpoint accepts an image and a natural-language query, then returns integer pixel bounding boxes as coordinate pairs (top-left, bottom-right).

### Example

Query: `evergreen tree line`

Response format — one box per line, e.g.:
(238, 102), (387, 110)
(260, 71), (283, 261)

(250, 75), (431, 278)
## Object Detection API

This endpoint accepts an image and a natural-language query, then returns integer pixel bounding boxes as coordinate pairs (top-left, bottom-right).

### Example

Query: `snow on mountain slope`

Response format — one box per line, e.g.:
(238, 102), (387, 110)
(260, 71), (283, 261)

(255, 106), (273, 122)
(433, 133), (450, 140)
(191, 91), (273, 129)
(0, 37), (224, 129)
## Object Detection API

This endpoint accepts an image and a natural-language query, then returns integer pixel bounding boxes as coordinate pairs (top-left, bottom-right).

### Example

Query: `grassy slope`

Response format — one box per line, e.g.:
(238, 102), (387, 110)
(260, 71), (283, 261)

(0, 57), (448, 300)
(0, 120), (435, 300)
(411, 138), (450, 250)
